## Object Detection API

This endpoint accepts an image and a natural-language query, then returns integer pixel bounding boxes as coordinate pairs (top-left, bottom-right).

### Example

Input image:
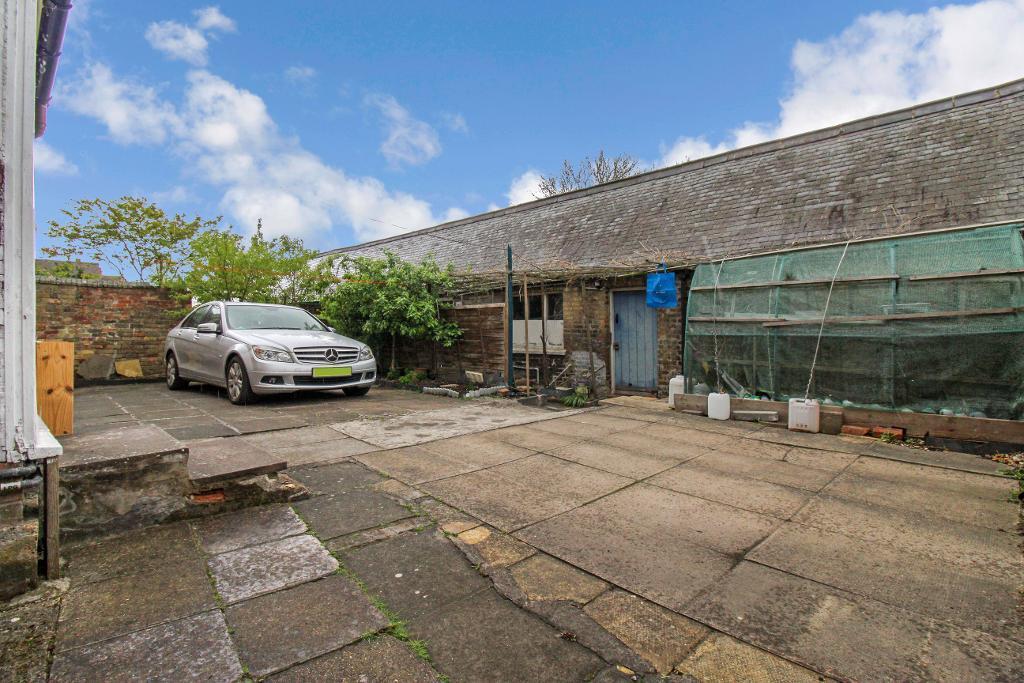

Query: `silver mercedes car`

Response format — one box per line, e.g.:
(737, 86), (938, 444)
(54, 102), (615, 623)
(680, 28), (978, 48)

(164, 301), (377, 404)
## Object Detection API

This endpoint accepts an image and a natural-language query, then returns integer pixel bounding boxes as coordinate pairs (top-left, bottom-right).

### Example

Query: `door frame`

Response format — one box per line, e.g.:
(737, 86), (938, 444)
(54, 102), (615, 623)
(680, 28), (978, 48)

(608, 287), (657, 395)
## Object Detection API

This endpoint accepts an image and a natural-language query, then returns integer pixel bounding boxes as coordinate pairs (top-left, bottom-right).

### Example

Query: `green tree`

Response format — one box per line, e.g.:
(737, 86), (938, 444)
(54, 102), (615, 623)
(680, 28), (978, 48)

(320, 251), (461, 370)
(182, 220), (333, 304)
(43, 196), (217, 285)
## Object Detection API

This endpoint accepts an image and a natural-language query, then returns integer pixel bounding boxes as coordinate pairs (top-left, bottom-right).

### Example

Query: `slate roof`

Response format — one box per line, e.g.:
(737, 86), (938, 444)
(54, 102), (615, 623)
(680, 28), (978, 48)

(325, 79), (1024, 275)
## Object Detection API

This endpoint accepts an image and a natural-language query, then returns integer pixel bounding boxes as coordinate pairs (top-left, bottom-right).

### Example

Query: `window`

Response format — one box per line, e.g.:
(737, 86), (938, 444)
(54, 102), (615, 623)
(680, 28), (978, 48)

(546, 293), (563, 320)
(226, 305), (327, 331)
(512, 295), (542, 320)
(202, 304), (222, 326)
(180, 305), (209, 329)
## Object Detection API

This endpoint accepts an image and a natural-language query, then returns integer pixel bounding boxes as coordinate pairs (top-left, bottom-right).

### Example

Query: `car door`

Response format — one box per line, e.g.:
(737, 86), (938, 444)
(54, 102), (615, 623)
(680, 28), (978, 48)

(173, 304), (209, 377)
(191, 303), (229, 382)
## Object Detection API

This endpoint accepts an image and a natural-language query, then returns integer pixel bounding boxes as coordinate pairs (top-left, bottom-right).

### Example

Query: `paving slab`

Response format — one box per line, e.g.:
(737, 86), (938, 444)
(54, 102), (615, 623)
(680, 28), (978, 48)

(407, 587), (605, 682)
(748, 523), (1024, 642)
(207, 534), (338, 604)
(58, 423), (184, 468)
(50, 610), (242, 683)
(286, 459), (385, 496)
(226, 415), (309, 434)
(192, 505), (306, 555)
(648, 462), (813, 518)
(710, 438), (795, 462)
(0, 583), (62, 683)
(562, 412), (653, 432)
(343, 529), (489, 619)
(493, 454), (632, 504)
(164, 423), (239, 440)
(64, 521), (196, 585)
(355, 445), (482, 484)
(516, 490), (739, 612)
(276, 437), (379, 467)
(686, 561), (1024, 682)
(510, 553), (609, 603)
(57, 556), (215, 651)
(676, 633), (824, 682)
(530, 416), (626, 438)
(595, 404), (667, 422)
(585, 589), (709, 674)
(242, 425), (349, 451)
(588, 429), (711, 461)
(687, 450), (837, 491)
(792, 494), (1020, 579)
(863, 441), (1007, 475)
(643, 423), (742, 450)
(185, 437), (287, 486)
(547, 441), (684, 479)
(420, 433), (538, 467)
(293, 488), (415, 540)
(823, 464), (1015, 528)
(372, 477), (425, 502)
(456, 525), (536, 569)
(421, 466), (596, 532)
(781, 446), (858, 472)
(333, 402), (571, 448)
(266, 636), (439, 682)
(487, 424), (583, 451)
(325, 517), (427, 553)
(226, 574), (388, 677)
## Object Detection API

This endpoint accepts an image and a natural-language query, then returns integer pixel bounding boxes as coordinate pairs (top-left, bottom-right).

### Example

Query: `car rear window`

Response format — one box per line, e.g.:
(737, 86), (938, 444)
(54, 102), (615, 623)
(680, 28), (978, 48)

(226, 305), (326, 331)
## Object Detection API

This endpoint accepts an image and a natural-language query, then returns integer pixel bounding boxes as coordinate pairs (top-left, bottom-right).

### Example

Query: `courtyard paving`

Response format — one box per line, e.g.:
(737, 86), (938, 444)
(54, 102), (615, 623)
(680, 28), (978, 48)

(4, 386), (1022, 681)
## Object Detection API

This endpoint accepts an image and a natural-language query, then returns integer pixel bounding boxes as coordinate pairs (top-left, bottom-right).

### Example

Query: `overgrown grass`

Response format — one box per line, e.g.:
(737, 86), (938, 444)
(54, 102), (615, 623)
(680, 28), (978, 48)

(1001, 466), (1024, 503)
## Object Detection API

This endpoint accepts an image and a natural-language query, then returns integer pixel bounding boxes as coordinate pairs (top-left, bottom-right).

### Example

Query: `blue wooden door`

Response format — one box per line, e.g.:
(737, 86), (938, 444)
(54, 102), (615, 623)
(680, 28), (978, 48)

(613, 291), (658, 390)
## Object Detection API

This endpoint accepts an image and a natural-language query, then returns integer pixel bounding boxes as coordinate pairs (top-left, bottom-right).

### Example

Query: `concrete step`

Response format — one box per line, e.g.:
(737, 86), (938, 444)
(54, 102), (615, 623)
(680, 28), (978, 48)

(185, 438), (287, 488)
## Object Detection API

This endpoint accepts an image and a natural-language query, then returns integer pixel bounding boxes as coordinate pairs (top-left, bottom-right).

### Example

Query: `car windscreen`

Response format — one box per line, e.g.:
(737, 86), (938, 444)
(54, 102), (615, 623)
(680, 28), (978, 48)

(225, 305), (327, 331)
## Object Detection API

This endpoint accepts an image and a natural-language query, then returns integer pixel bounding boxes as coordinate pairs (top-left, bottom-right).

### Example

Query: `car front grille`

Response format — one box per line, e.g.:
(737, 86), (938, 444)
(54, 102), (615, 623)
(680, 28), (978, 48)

(294, 372), (365, 386)
(292, 346), (360, 364)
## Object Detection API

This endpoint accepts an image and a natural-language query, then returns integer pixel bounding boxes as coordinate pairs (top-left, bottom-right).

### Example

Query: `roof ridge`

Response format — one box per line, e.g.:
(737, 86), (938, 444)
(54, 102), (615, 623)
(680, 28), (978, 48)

(322, 76), (1024, 257)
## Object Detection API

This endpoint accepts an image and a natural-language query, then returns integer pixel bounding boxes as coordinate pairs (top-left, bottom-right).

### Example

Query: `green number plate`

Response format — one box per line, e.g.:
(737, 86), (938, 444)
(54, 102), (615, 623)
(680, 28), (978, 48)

(312, 366), (353, 378)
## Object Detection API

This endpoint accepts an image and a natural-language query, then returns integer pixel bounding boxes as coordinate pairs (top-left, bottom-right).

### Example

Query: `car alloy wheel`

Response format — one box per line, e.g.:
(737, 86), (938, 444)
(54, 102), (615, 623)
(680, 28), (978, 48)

(227, 362), (244, 401)
(167, 356), (178, 387)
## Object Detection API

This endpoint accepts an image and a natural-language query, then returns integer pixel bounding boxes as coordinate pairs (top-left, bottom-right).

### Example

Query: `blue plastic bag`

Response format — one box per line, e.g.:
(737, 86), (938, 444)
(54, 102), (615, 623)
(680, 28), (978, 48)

(646, 266), (677, 308)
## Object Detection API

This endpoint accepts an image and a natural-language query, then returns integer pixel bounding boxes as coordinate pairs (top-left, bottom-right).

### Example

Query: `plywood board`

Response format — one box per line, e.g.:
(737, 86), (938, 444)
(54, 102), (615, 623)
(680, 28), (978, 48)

(37, 341), (74, 436)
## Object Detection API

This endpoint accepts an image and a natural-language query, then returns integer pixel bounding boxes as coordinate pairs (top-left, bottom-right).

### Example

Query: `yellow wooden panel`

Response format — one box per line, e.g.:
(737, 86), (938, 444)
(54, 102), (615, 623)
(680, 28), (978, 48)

(36, 341), (74, 436)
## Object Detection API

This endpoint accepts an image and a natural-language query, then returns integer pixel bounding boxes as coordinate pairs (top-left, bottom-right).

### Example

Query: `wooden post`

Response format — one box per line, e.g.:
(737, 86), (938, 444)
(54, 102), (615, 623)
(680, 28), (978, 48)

(43, 458), (60, 579)
(36, 341), (74, 436)
(505, 245), (514, 387)
(523, 276), (530, 395)
(540, 282), (549, 386)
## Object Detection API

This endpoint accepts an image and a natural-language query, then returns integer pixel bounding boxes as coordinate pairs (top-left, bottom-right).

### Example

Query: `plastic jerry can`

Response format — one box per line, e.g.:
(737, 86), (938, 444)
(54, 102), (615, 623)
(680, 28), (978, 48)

(707, 392), (731, 420)
(788, 398), (820, 433)
(668, 375), (686, 408)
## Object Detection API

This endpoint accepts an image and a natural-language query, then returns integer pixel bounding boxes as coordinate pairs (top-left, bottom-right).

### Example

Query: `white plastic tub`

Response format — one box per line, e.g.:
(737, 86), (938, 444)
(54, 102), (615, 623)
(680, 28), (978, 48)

(708, 392), (731, 420)
(668, 375), (686, 408)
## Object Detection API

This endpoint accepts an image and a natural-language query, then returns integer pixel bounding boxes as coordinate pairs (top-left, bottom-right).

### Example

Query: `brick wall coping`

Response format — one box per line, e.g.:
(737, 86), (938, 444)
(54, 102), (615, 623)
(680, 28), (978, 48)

(36, 276), (165, 290)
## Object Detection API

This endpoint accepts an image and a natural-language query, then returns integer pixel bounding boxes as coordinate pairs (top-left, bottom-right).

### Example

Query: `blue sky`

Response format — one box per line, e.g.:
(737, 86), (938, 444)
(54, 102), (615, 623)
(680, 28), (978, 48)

(35, 0), (1024, 256)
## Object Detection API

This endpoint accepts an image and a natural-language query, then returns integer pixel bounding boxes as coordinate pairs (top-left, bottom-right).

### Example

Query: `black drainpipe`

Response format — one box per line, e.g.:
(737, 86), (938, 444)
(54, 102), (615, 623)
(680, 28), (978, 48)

(35, 0), (73, 138)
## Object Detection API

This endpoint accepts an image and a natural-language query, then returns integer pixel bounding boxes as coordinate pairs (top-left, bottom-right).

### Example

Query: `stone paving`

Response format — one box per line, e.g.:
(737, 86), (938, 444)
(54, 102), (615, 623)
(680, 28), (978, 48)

(3, 388), (1022, 681)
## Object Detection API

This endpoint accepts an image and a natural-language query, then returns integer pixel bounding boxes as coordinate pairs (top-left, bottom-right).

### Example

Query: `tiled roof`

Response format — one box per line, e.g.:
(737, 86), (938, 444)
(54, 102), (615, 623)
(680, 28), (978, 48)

(325, 79), (1024, 274)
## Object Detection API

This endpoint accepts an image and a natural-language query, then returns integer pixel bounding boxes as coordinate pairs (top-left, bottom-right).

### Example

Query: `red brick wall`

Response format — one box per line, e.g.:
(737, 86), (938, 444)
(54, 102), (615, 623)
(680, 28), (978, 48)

(36, 278), (184, 379)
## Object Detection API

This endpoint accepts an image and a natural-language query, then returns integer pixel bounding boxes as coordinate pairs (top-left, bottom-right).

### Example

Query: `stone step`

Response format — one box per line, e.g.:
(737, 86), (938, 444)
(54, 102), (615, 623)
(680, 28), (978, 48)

(186, 438), (288, 488)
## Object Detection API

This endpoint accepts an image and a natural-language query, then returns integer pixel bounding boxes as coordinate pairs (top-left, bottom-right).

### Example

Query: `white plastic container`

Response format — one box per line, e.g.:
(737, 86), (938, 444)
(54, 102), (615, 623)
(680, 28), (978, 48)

(668, 375), (686, 408)
(707, 392), (731, 420)
(788, 398), (820, 433)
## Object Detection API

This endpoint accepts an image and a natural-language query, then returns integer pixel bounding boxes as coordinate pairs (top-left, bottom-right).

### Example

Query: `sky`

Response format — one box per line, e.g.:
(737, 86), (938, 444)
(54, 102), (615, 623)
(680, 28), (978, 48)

(34, 0), (1024, 257)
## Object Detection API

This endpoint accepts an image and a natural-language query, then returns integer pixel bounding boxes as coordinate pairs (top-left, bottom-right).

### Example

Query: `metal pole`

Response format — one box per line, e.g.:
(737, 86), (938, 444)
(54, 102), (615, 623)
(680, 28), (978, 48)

(506, 244), (514, 388)
(524, 276), (530, 396)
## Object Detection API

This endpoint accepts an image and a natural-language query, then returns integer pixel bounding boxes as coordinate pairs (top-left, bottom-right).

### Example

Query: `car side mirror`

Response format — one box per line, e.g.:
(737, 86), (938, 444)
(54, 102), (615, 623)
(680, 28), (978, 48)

(327, 326), (336, 333)
(197, 322), (219, 334)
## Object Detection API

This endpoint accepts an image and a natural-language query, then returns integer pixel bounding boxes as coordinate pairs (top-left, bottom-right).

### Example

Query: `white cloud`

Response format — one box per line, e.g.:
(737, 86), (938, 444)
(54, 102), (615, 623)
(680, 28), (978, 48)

(506, 170), (543, 205)
(443, 207), (470, 222)
(64, 63), (459, 243)
(62, 63), (181, 145)
(34, 141), (78, 175)
(146, 7), (235, 66)
(152, 185), (193, 203)
(284, 65), (316, 84)
(194, 6), (236, 33)
(441, 112), (469, 133)
(145, 21), (209, 66)
(365, 93), (442, 167)
(657, 0), (1024, 167)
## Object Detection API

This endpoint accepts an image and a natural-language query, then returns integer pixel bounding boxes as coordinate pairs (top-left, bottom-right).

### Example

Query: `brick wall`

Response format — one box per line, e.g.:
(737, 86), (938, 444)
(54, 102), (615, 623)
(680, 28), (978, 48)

(36, 277), (183, 380)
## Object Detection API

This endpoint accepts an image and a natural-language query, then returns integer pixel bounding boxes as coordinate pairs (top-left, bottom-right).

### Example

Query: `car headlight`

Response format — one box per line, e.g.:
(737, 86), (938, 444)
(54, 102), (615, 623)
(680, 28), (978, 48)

(251, 345), (292, 363)
(358, 346), (374, 361)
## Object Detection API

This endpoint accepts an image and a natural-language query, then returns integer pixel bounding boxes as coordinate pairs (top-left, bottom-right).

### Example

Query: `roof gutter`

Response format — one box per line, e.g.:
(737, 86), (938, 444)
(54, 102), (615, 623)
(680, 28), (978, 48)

(35, 0), (73, 138)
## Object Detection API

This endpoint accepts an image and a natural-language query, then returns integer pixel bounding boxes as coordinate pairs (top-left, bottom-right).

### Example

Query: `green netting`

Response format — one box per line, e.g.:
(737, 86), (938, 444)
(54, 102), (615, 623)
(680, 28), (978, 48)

(683, 224), (1024, 420)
